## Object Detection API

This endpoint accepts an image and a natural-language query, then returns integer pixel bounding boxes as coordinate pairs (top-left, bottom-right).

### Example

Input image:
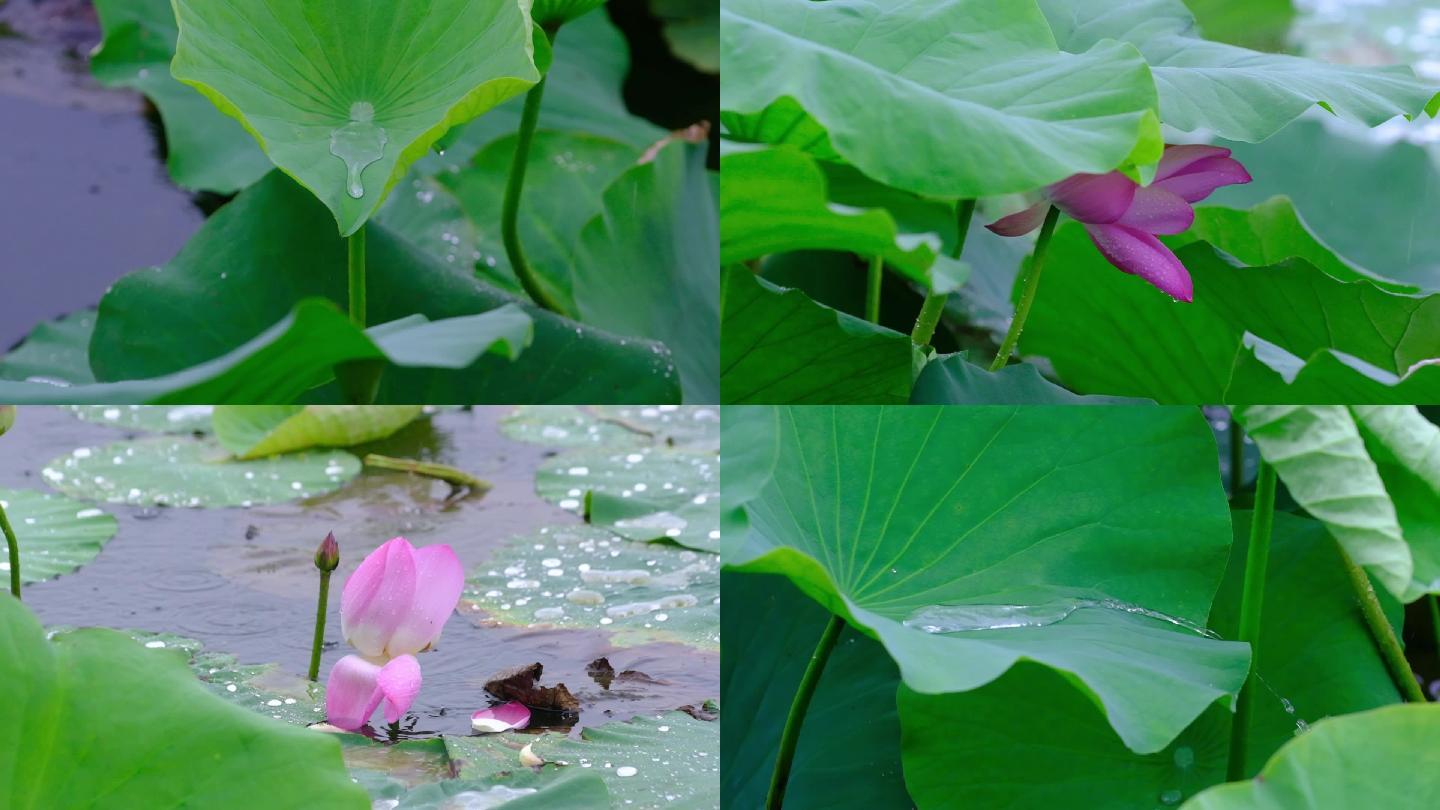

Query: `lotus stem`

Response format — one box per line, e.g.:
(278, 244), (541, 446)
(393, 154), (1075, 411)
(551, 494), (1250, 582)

(911, 199), (976, 348)
(0, 501), (19, 599)
(309, 533), (339, 682)
(989, 205), (1059, 372)
(865, 255), (883, 323)
(1228, 460), (1276, 781)
(767, 613), (844, 809)
(363, 454), (491, 492)
(1429, 595), (1440, 667)
(502, 26), (569, 316)
(1229, 416), (1245, 499)
(1340, 547), (1427, 704)
(348, 225), (367, 328)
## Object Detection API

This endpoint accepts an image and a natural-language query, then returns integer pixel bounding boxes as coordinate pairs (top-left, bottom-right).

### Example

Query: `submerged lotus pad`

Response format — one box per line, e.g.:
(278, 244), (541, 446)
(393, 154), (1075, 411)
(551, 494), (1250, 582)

(170, 0), (540, 235)
(42, 437), (361, 507)
(460, 524), (720, 650)
(0, 489), (118, 584)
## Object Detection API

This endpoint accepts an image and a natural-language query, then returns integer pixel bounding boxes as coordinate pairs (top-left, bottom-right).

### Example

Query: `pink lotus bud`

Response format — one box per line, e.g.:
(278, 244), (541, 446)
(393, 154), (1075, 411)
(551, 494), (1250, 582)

(314, 532), (340, 573)
(339, 537), (464, 660)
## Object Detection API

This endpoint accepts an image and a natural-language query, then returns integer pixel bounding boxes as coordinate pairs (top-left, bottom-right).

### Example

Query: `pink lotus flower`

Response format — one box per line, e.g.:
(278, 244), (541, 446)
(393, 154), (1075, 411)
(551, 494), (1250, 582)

(987, 145), (1252, 302)
(324, 537), (464, 731)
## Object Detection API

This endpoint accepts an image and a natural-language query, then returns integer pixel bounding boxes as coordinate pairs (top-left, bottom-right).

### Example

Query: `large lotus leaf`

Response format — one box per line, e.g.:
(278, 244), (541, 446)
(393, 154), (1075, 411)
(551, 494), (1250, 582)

(89, 172), (680, 404)
(532, 0), (607, 28)
(0, 597), (368, 808)
(66, 405), (215, 434)
(1210, 117), (1440, 290)
(1182, 0), (1295, 51)
(1182, 705), (1440, 809)
(388, 773), (612, 809)
(90, 0), (269, 193)
(722, 572), (910, 809)
(911, 353), (1149, 404)
(0, 489), (118, 584)
(438, 11), (666, 159)
(896, 510), (1401, 807)
(42, 437), (360, 508)
(1235, 406), (1440, 601)
(724, 406), (1249, 754)
(448, 711), (719, 809)
(439, 130), (639, 314)
(460, 523), (719, 649)
(1226, 346), (1440, 404)
(1037, 0), (1436, 142)
(1020, 219), (1440, 403)
(720, 0), (1160, 198)
(573, 142), (720, 404)
(587, 405), (720, 448)
(170, 0), (541, 236)
(720, 148), (967, 293)
(720, 267), (914, 404)
(0, 311), (96, 385)
(212, 405), (423, 459)
(535, 444), (718, 553)
(653, 0), (719, 73)
(0, 300), (531, 405)
(499, 405), (649, 448)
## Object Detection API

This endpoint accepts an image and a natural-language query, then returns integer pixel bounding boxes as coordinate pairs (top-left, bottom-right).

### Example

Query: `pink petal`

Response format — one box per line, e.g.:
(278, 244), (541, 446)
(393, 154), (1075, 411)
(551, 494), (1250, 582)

(341, 538), (418, 659)
(1155, 144), (1233, 182)
(1152, 155), (1252, 203)
(1117, 186), (1195, 235)
(986, 202), (1049, 237)
(384, 544), (464, 657)
(1085, 224), (1194, 302)
(377, 655), (423, 725)
(325, 654), (384, 731)
(1044, 172), (1136, 224)
(471, 701), (532, 733)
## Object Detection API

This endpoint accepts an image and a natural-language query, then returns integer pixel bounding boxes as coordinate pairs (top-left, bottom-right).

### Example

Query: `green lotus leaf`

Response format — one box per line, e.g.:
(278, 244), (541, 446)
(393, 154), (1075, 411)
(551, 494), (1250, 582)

(721, 0), (1160, 197)
(1226, 346), (1440, 404)
(1037, 0), (1436, 142)
(447, 710), (720, 809)
(653, 0), (718, 73)
(720, 148), (968, 293)
(0, 489), (118, 584)
(498, 405), (649, 448)
(1182, 0), (1296, 51)
(0, 311), (97, 386)
(724, 405), (1249, 754)
(573, 141), (720, 404)
(382, 772), (611, 810)
(42, 436), (361, 508)
(897, 511), (1401, 807)
(1182, 704), (1440, 809)
(212, 405), (424, 459)
(911, 353), (1150, 404)
(66, 405), (215, 434)
(532, 0), (608, 28)
(170, 0), (541, 235)
(0, 299), (532, 405)
(459, 523), (719, 649)
(0, 597), (368, 808)
(722, 572), (910, 809)
(88, 172), (680, 404)
(721, 267), (915, 404)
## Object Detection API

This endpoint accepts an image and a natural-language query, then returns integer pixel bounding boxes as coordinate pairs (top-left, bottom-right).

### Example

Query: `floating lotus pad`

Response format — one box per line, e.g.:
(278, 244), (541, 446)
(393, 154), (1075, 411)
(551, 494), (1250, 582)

(42, 437), (361, 508)
(460, 524), (719, 650)
(211, 405), (424, 459)
(499, 406), (649, 449)
(447, 710), (719, 810)
(65, 405), (215, 434)
(536, 446), (719, 553)
(0, 489), (118, 584)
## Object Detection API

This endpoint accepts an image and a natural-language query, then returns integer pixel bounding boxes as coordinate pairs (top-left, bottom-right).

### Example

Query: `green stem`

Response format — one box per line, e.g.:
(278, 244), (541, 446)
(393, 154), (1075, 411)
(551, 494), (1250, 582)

(1229, 416), (1245, 499)
(1429, 595), (1440, 660)
(502, 29), (568, 316)
(1341, 549), (1427, 703)
(767, 614), (844, 810)
(308, 569), (331, 682)
(865, 255), (883, 324)
(1228, 461), (1277, 781)
(0, 500), (19, 599)
(911, 199), (976, 348)
(348, 225), (367, 328)
(989, 205), (1060, 372)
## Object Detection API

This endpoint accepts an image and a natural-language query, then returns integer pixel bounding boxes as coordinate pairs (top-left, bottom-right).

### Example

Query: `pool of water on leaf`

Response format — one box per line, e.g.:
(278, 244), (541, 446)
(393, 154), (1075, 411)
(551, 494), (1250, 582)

(7, 406), (718, 739)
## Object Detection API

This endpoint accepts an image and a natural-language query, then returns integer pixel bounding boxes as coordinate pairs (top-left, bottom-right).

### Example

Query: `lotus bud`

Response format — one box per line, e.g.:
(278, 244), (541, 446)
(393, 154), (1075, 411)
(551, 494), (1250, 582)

(314, 532), (340, 573)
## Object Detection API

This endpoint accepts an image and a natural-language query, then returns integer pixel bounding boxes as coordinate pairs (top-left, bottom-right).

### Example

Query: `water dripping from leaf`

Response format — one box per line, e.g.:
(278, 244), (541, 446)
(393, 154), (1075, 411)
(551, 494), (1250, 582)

(902, 598), (1222, 638)
(329, 102), (387, 200)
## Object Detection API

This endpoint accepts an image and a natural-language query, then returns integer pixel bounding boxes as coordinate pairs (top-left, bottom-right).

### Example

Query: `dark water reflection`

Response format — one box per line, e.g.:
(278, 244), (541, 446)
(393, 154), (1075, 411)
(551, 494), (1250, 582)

(9, 406), (718, 738)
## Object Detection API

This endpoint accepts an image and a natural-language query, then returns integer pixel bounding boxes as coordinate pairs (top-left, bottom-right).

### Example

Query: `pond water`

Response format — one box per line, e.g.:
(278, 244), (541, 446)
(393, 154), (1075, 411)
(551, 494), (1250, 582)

(7, 405), (718, 739)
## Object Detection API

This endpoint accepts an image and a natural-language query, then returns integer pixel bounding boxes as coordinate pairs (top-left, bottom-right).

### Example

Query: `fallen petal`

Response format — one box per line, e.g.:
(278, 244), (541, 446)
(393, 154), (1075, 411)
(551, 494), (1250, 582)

(341, 537), (419, 659)
(1085, 224), (1194, 302)
(986, 201), (1049, 237)
(377, 654), (423, 725)
(1117, 186), (1194, 235)
(385, 543), (464, 657)
(325, 654), (385, 732)
(1045, 172), (1136, 224)
(471, 701), (532, 733)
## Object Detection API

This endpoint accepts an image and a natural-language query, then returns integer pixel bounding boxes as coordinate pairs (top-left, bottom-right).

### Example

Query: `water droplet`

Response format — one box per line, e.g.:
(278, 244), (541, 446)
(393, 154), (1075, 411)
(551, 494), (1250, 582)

(903, 598), (1220, 637)
(329, 102), (387, 199)
(1172, 746), (1194, 769)
(1159, 788), (1183, 805)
